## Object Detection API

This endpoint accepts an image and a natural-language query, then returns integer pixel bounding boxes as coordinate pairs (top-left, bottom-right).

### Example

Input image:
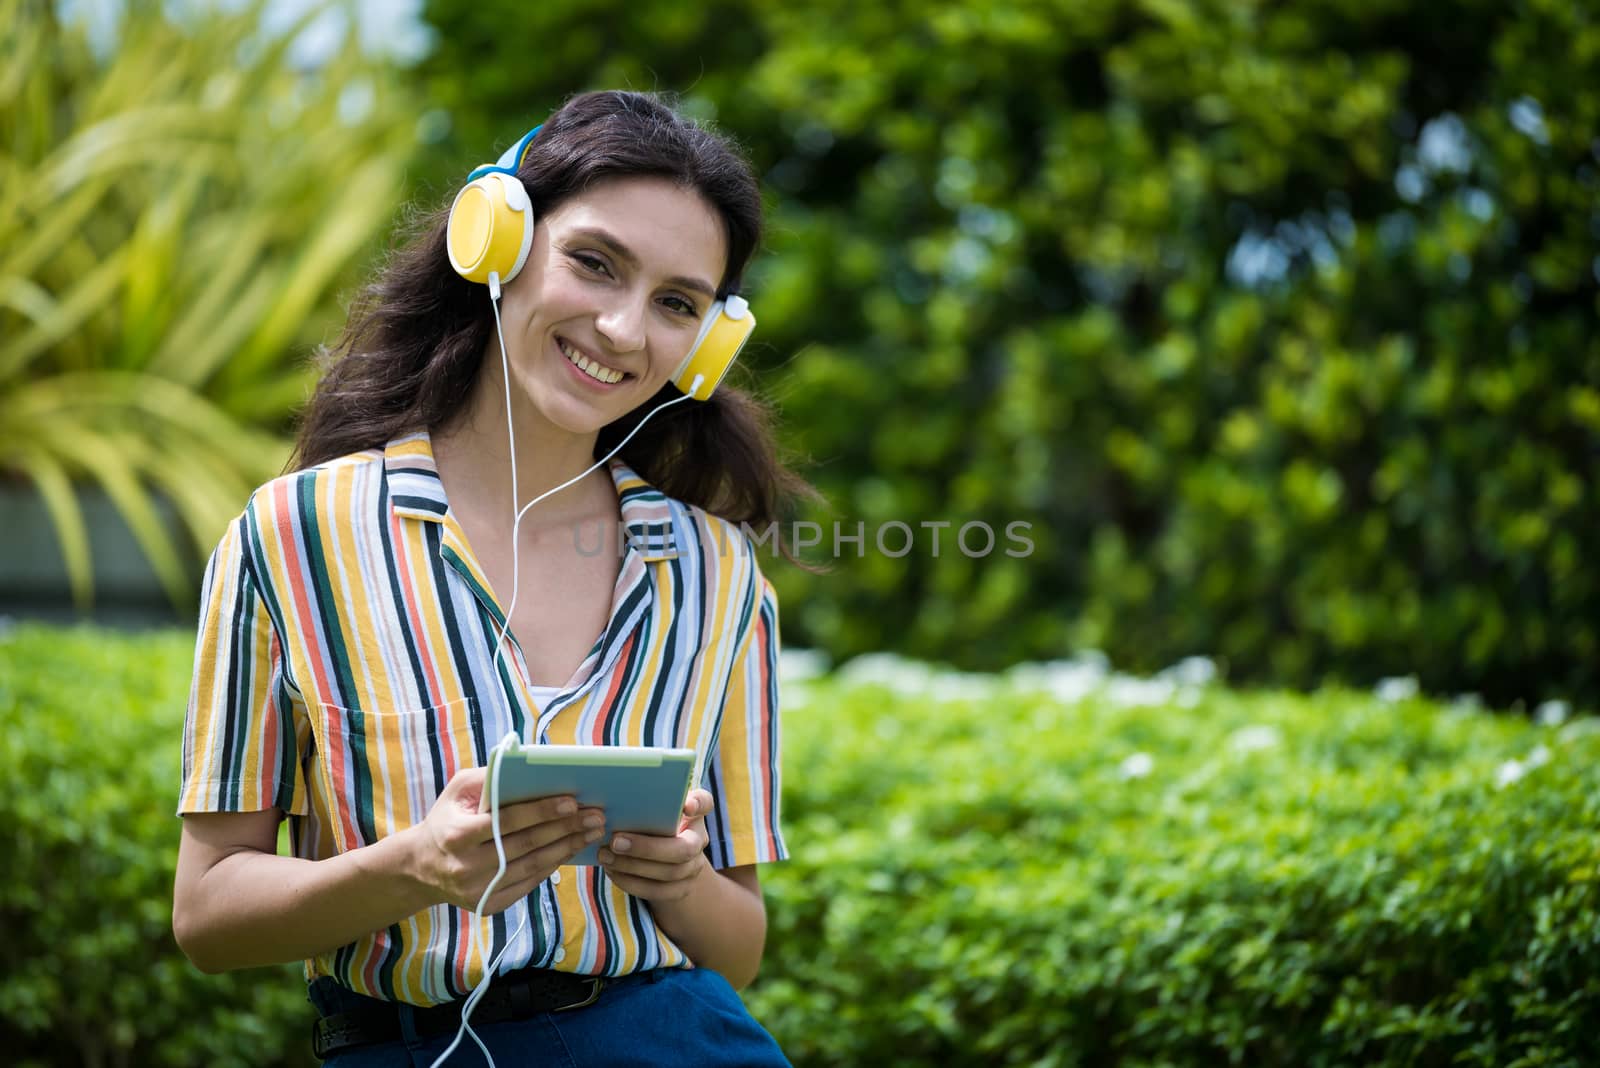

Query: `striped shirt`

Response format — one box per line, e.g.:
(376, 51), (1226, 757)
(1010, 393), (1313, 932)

(178, 431), (785, 1006)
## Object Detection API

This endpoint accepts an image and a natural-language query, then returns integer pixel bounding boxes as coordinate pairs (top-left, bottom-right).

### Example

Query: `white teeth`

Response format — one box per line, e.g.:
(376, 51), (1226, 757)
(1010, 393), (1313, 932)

(560, 339), (624, 384)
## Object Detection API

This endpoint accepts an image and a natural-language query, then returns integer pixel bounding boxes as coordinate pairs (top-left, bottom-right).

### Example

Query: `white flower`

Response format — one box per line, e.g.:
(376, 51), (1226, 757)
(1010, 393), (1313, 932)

(1494, 744), (1551, 789)
(1105, 677), (1176, 708)
(1494, 759), (1525, 788)
(1559, 718), (1600, 744)
(1119, 752), (1154, 779)
(1006, 655), (1109, 704)
(836, 652), (997, 701)
(837, 652), (935, 693)
(943, 675), (999, 701)
(1376, 676), (1419, 702)
(1228, 725), (1282, 754)
(779, 648), (830, 684)
(1535, 701), (1570, 727)
(1158, 656), (1217, 688)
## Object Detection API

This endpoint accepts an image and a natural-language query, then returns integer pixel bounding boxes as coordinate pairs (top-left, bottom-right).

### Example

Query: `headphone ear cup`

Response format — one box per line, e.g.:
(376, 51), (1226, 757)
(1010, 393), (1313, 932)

(447, 172), (534, 285)
(672, 297), (756, 400)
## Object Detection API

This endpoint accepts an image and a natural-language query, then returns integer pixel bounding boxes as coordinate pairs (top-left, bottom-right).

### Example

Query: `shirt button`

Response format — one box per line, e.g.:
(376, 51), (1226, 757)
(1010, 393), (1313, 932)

(550, 871), (561, 885)
(553, 948), (566, 964)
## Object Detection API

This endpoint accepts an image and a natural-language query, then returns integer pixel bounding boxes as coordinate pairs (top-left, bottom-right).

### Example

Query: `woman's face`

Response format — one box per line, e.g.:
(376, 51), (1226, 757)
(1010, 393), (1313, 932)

(495, 175), (728, 437)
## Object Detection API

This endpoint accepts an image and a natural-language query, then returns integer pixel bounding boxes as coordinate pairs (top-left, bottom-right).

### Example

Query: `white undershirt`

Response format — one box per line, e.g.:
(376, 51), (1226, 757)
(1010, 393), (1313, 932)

(525, 683), (563, 711)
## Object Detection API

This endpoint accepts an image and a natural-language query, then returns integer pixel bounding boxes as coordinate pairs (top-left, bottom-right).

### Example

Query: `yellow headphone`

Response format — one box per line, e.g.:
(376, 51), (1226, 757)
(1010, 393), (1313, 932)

(446, 125), (755, 401)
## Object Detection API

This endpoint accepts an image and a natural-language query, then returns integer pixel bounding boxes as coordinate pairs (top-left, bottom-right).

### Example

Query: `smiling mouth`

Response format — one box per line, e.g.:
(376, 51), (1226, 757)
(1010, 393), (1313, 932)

(558, 336), (629, 385)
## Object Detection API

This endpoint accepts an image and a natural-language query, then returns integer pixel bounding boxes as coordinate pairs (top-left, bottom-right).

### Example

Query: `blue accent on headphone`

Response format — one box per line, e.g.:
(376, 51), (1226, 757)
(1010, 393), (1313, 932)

(466, 124), (543, 183)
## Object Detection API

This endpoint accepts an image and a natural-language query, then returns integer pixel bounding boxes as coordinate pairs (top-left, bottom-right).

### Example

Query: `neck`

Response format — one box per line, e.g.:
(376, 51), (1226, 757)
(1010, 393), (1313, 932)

(433, 356), (612, 526)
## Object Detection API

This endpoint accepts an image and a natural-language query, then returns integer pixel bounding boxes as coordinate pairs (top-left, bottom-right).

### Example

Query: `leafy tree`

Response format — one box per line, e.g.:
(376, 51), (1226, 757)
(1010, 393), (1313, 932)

(417, 0), (1599, 707)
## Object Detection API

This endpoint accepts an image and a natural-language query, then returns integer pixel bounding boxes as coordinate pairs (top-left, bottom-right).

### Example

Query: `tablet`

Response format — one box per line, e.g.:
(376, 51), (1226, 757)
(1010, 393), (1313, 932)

(480, 743), (699, 867)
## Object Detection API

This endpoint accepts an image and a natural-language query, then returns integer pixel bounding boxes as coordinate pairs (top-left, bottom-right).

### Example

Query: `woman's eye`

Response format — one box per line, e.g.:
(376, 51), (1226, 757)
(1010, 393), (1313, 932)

(663, 296), (698, 316)
(573, 253), (611, 276)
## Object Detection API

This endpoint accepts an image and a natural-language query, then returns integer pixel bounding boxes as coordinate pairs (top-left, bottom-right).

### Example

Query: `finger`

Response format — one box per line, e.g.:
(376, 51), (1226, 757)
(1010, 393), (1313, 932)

(477, 796), (592, 842)
(597, 844), (705, 884)
(496, 808), (606, 857)
(508, 825), (605, 878)
(496, 812), (606, 864)
(462, 815), (593, 877)
(601, 868), (694, 902)
(450, 860), (541, 913)
(681, 789), (715, 822)
(605, 827), (708, 863)
(459, 833), (593, 909)
(600, 832), (669, 863)
(447, 766), (489, 790)
(600, 869), (656, 898)
(441, 766), (489, 811)
(482, 875), (547, 915)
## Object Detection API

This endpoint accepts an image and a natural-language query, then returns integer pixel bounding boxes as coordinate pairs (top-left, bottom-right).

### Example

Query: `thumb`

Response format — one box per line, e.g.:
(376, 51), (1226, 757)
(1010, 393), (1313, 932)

(443, 765), (489, 806)
(682, 788), (715, 820)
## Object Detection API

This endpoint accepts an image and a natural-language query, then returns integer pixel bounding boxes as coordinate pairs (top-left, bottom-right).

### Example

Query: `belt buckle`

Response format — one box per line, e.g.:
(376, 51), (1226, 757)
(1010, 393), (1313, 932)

(312, 1014), (362, 1060)
(553, 976), (605, 1012)
(311, 1019), (331, 1060)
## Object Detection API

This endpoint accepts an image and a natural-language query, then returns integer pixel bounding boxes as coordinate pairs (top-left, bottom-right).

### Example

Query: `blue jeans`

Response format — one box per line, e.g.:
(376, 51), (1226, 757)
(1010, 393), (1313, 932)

(311, 968), (791, 1067)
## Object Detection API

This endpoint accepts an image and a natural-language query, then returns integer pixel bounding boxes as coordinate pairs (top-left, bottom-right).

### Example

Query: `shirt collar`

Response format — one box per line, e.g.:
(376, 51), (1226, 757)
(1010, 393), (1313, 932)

(382, 430), (679, 562)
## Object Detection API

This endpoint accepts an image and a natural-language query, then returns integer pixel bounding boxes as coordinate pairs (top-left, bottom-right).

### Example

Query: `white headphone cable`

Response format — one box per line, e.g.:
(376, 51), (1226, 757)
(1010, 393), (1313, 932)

(431, 273), (703, 1068)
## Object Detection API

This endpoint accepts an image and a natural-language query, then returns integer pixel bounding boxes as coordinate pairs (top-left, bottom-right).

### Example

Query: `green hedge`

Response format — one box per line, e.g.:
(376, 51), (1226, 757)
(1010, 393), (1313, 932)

(751, 654), (1600, 1065)
(0, 625), (313, 1068)
(416, 0), (1600, 707)
(4, 625), (1598, 1065)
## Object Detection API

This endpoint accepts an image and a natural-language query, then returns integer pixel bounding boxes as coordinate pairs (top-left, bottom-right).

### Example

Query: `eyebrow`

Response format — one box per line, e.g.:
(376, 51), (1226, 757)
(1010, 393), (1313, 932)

(568, 227), (719, 301)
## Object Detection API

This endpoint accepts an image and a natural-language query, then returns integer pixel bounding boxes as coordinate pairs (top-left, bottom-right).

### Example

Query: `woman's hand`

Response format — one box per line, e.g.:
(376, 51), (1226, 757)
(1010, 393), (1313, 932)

(409, 767), (606, 914)
(597, 788), (714, 902)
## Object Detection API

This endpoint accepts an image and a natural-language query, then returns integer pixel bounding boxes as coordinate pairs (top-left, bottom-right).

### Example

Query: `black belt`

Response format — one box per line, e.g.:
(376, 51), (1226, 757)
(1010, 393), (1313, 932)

(312, 968), (611, 1059)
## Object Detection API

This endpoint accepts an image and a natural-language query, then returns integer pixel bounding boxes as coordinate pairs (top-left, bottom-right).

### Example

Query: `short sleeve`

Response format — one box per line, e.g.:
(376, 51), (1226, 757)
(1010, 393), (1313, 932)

(702, 574), (787, 869)
(177, 511), (307, 817)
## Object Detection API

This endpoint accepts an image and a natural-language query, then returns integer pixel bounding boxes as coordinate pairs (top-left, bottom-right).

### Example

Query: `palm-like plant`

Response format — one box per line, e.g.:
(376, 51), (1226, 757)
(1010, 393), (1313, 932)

(0, 0), (415, 607)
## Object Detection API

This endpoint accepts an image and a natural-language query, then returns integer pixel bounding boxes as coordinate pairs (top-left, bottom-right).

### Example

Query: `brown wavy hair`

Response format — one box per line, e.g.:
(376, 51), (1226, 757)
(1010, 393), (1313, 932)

(291, 89), (816, 560)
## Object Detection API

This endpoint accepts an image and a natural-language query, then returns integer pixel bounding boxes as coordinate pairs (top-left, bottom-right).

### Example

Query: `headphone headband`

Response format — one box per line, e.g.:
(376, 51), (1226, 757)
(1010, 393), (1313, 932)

(466, 124), (543, 184)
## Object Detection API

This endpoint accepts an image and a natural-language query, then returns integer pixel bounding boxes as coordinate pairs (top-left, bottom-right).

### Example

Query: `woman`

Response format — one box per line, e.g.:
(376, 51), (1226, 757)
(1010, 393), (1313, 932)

(172, 90), (811, 1066)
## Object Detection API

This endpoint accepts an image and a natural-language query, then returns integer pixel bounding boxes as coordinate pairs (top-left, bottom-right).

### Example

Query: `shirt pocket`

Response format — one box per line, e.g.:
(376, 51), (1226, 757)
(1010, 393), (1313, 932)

(309, 696), (484, 854)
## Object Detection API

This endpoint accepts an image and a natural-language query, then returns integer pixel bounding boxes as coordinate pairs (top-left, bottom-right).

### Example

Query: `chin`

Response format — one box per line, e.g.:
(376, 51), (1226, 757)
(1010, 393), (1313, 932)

(545, 394), (635, 437)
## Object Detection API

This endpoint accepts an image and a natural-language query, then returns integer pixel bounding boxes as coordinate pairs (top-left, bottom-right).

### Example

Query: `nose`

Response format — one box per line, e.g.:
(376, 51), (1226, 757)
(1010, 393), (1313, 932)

(594, 293), (647, 355)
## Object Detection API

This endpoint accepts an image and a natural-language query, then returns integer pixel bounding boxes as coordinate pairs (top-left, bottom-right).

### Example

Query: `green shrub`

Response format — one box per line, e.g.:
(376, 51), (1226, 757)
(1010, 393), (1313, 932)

(4, 625), (1597, 1065)
(750, 655), (1600, 1066)
(0, 624), (313, 1068)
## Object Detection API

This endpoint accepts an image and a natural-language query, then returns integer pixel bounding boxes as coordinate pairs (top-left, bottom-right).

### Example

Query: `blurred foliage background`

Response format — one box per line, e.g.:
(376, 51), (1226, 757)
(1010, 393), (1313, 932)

(5, 4), (1599, 1064)
(419, 0), (1600, 710)
(0, 0), (412, 607)
(4, 0), (1597, 706)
